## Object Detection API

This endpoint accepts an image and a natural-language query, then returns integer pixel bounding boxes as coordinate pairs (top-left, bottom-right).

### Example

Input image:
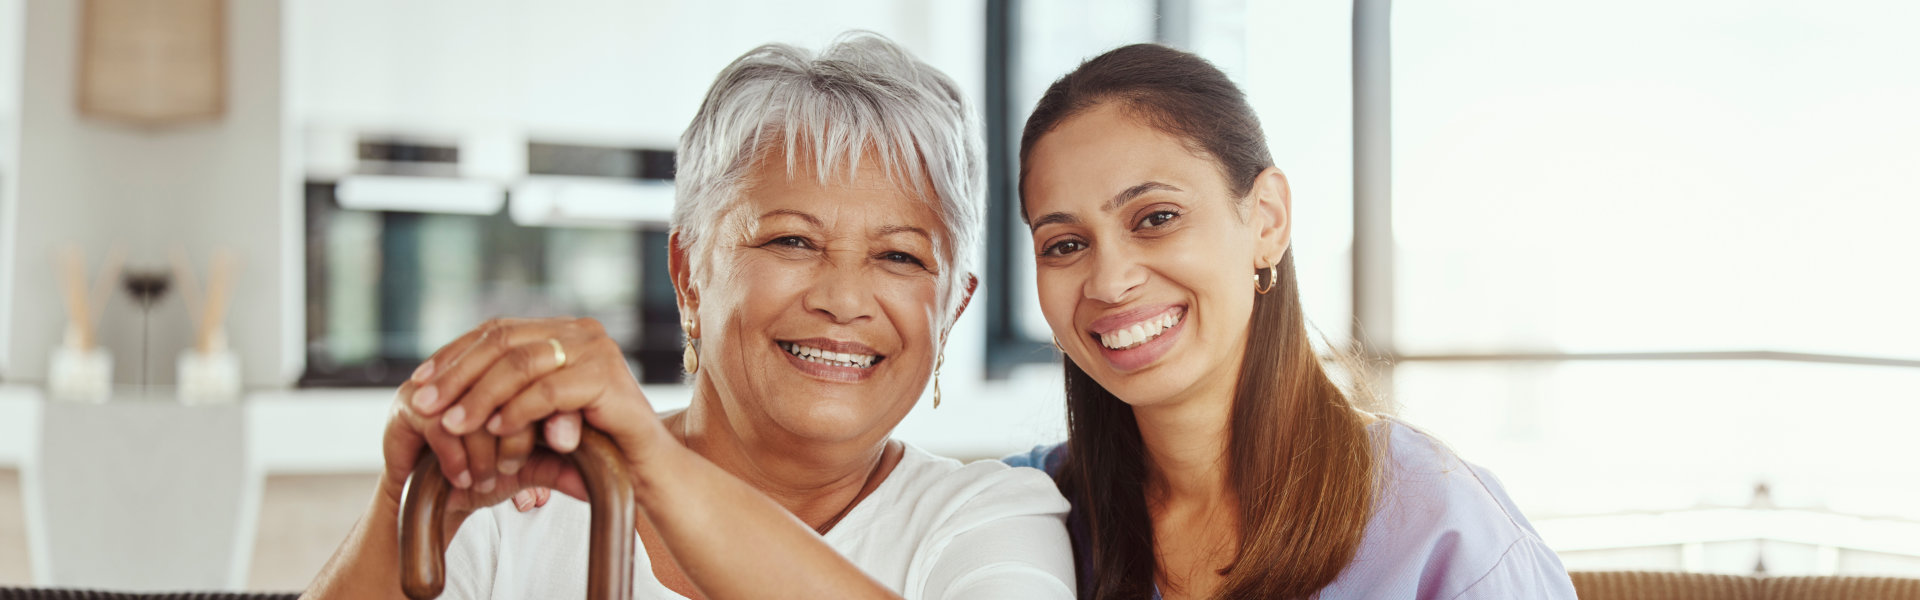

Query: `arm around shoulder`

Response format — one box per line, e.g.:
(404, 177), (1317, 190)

(918, 464), (1075, 600)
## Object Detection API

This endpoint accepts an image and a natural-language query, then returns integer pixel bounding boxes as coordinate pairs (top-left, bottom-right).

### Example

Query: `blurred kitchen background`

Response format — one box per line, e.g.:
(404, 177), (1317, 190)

(0, 0), (1916, 592)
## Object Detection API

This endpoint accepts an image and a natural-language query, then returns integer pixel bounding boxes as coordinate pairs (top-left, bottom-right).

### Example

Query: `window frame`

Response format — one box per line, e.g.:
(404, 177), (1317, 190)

(1356, 0), (1920, 383)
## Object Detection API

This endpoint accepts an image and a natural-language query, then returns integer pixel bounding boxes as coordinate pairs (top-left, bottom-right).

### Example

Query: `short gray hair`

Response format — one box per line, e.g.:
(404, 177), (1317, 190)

(672, 31), (983, 317)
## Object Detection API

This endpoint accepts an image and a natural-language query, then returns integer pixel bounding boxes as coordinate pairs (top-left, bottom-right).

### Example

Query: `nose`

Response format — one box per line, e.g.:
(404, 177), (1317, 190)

(803, 260), (878, 325)
(1083, 246), (1146, 305)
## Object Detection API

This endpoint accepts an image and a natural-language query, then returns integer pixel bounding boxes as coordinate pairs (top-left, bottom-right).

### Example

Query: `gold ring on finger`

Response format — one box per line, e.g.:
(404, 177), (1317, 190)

(548, 338), (567, 369)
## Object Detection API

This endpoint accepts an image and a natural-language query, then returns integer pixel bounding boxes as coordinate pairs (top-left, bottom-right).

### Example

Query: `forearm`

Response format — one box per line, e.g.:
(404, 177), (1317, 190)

(637, 444), (900, 600)
(303, 484), (472, 600)
(302, 486), (410, 600)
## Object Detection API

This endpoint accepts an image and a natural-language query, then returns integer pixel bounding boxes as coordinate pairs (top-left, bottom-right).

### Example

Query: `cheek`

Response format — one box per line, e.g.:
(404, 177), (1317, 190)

(1160, 228), (1259, 319)
(1032, 265), (1082, 336)
(733, 258), (808, 297)
(877, 277), (943, 350)
(712, 256), (810, 342)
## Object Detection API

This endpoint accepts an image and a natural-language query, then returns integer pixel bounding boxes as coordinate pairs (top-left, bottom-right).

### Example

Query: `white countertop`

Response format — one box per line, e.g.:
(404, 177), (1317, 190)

(243, 383), (695, 474)
(242, 367), (1068, 474)
(9, 364), (1069, 478)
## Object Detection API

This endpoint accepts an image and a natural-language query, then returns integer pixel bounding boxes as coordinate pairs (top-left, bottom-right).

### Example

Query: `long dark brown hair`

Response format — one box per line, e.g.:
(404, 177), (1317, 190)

(1019, 44), (1379, 599)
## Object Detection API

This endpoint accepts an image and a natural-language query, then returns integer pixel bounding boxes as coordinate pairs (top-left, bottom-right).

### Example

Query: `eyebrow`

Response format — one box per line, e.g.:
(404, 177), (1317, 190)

(761, 209), (931, 241)
(759, 208), (823, 227)
(1105, 181), (1183, 212)
(875, 224), (932, 240)
(1028, 181), (1185, 232)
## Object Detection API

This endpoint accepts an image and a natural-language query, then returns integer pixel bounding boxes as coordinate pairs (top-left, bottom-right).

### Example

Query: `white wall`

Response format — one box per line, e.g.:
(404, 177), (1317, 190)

(7, 0), (286, 388)
(290, 0), (980, 152)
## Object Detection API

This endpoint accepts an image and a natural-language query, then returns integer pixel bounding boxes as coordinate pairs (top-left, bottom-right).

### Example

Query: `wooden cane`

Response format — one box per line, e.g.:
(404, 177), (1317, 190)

(397, 428), (636, 599)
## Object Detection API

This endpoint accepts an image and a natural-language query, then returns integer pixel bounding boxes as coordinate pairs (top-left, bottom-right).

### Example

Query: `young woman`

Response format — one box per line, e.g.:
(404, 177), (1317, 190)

(1004, 44), (1578, 599)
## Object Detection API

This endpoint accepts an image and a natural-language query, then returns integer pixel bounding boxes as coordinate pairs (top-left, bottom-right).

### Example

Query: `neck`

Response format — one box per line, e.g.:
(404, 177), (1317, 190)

(1132, 379), (1236, 507)
(673, 377), (889, 531)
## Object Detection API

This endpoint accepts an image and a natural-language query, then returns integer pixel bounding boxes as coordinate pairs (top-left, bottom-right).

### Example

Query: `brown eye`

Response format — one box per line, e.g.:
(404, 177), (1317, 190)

(1137, 210), (1179, 229)
(766, 236), (812, 249)
(1041, 239), (1087, 257)
(881, 251), (926, 267)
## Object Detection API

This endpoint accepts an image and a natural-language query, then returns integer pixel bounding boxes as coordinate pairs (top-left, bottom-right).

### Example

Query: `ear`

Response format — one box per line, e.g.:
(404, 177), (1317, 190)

(668, 231), (700, 331)
(1249, 167), (1292, 267)
(941, 274), (980, 341)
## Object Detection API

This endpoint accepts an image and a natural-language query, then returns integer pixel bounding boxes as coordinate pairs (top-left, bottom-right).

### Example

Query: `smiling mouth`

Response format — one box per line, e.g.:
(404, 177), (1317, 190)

(778, 341), (883, 369)
(1092, 307), (1186, 350)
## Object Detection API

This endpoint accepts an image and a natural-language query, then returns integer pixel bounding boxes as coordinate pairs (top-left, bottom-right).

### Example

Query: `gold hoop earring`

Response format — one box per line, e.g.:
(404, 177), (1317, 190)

(1254, 262), (1278, 294)
(681, 318), (700, 374)
(1051, 337), (1064, 353)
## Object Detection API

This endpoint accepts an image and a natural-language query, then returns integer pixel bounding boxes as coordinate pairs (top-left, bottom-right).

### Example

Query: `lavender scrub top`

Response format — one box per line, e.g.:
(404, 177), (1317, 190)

(1002, 417), (1578, 599)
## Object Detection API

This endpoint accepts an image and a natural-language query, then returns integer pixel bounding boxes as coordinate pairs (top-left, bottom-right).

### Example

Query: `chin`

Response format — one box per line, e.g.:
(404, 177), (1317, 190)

(1096, 372), (1197, 409)
(765, 388), (898, 443)
(1077, 348), (1220, 408)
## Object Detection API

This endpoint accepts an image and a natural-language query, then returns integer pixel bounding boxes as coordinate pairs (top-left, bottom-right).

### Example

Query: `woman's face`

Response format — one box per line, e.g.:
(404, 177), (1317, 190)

(678, 149), (955, 447)
(1024, 103), (1289, 408)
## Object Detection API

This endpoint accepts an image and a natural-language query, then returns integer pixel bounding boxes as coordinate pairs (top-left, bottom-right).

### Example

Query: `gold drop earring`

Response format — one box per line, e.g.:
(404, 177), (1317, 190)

(932, 333), (948, 409)
(932, 348), (944, 409)
(681, 317), (700, 374)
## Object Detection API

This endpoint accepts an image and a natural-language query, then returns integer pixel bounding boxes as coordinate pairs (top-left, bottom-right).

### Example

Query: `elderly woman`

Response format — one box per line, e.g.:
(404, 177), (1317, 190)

(304, 33), (1074, 599)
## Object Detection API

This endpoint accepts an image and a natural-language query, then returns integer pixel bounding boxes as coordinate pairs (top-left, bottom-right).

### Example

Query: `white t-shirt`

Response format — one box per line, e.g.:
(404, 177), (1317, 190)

(440, 442), (1076, 599)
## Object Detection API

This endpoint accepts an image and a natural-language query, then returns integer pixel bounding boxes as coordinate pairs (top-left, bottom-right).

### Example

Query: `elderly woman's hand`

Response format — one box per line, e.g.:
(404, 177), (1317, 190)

(406, 317), (673, 500)
(378, 375), (586, 531)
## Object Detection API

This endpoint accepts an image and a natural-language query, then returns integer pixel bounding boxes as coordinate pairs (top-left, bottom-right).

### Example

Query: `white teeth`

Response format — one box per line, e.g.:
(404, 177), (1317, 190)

(780, 342), (878, 369)
(1097, 310), (1184, 350)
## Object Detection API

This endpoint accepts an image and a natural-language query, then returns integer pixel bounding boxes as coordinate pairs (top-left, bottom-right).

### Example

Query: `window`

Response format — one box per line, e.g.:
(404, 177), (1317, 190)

(1387, 0), (1920, 575)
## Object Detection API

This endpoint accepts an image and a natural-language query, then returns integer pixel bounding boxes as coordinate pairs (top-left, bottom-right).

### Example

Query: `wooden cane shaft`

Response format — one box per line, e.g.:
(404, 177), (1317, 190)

(398, 429), (636, 599)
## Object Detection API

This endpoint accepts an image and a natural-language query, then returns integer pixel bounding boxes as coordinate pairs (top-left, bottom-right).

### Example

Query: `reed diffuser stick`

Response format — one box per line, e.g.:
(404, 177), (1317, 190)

(198, 250), (235, 353)
(55, 245), (125, 350)
(58, 247), (91, 349)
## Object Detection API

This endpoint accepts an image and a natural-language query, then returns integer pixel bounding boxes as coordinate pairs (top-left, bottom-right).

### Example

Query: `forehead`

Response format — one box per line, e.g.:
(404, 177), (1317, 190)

(1023, 103), (1224, 215)
(734, 146), (945, 232)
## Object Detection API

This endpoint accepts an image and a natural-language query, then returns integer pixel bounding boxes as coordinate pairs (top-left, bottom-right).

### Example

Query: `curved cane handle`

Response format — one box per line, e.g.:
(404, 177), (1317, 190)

(397, 429), (636, 600)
